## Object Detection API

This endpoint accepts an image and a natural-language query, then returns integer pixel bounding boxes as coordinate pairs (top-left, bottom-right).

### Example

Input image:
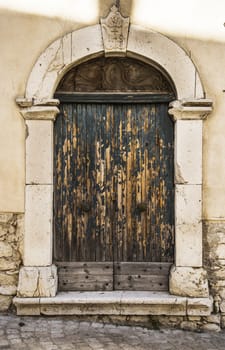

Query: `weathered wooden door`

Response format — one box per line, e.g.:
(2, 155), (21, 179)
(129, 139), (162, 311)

(53, 101), (174, 291)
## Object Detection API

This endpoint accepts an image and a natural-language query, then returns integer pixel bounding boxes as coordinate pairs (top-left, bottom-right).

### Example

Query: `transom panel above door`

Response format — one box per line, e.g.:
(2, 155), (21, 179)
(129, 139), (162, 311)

(53, 57), (175, 291)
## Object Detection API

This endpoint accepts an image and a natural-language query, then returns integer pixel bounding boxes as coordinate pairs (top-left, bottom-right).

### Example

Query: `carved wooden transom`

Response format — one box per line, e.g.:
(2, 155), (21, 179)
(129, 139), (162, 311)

(56, 57), (174, 93)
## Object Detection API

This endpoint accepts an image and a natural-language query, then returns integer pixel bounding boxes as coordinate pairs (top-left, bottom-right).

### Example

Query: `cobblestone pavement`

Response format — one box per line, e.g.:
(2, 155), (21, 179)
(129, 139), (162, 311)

(0, 315), (225, 350)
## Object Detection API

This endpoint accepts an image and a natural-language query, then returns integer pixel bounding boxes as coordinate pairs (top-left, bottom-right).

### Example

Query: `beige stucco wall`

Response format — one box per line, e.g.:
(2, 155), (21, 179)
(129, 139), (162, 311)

(0, 0), (224, 220)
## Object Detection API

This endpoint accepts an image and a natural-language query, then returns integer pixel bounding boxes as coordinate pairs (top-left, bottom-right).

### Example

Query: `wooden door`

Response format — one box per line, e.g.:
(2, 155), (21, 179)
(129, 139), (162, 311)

(53, 101), (174, 291)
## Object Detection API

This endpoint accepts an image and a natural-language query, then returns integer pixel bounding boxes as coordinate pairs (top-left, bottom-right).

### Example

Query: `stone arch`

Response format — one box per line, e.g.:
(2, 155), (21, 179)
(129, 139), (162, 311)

(16, 24), (213, 303)
(25, 24), (203, 103)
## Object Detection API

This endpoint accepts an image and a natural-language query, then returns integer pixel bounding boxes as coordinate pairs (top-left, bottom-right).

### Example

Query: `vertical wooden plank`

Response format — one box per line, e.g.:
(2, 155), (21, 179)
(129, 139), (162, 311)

(71, 103), (78, 261)
(125, 104), (133, 262)
(105, 104), (113, 262)
(54, 101), (174, 268)
(158, 103), (175, 262)
(53, 105), (63, 261)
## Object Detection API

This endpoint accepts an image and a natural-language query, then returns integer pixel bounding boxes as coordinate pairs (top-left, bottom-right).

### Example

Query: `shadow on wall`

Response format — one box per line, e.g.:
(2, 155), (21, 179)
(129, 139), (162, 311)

(0, 0), (224, 43)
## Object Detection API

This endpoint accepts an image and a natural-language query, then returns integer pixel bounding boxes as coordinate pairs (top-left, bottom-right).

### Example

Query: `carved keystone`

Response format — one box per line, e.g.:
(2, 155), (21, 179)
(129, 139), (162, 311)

(100, 5), (129, 57)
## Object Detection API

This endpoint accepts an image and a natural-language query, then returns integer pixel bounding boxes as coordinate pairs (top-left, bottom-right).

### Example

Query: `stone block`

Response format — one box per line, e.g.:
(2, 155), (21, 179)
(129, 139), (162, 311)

(215, 244), (225, 260)
(175, 185), (202, 225)
(0, 295), (12, 311)
(26, 120), (53, 185)
(0, 272), (18, 287)
(205, 314), (221, 324)
(180, 321), (198, 331)
(24, 185), (53, 266)
(195, 72), (204, 99)
(13, 297), (40, 316)
(187, 297), (213, 316)
(176, 223), (202, 267)
(188, 316), (201, 321)
(0, 213), (14, 224)
(71, 25), (103, 63)
(221, 315), (225, 328)
(201, 323), (221, 332)
(62, 33), (72, 65)
(0, 241), (13, 258)
(39, 266), (58, 297)
(0, 259), (18, 271)
(26, 25), (104, 102)
(175, 120), (202, 184)
(40, 304), (121, 316)
(219, 300), (225, 312)
(26, 39), (63, 101)
(120, 291), (186, 316)
(17, 265), (57, 297)
(0, 285), (17, 295)
(169, 266), (209, 297)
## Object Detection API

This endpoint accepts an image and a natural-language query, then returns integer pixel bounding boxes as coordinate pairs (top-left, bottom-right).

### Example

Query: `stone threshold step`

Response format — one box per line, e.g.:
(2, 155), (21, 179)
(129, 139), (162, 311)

(13, 291), (213, 316)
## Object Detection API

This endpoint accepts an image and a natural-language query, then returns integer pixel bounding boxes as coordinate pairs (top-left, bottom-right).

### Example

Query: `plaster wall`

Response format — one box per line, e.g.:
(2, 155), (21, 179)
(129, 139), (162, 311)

(0, 0), (225, 323)
(0, 3), (224, 220)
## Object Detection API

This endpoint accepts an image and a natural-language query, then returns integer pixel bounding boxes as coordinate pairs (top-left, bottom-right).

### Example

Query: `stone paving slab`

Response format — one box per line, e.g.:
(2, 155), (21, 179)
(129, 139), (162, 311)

(0, 314), (225, 350)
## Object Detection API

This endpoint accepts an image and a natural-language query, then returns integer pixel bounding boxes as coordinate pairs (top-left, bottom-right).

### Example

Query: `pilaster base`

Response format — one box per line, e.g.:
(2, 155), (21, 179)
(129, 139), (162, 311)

(17, 265), (57, 297)
(169, 265), (209, 297)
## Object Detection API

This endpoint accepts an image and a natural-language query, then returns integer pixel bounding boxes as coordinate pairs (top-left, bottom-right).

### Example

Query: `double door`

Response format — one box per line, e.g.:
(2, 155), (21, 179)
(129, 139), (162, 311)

(53, 102), (174, 291)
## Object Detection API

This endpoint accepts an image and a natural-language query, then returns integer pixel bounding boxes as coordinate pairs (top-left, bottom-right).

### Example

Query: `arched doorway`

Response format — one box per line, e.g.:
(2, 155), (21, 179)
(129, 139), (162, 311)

(53, 56), (176, 291)
(15, 23), (212, 303)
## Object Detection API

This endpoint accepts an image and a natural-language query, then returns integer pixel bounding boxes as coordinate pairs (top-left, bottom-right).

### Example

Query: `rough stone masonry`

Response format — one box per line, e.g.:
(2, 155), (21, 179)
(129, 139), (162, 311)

(0, 213), (23, 311)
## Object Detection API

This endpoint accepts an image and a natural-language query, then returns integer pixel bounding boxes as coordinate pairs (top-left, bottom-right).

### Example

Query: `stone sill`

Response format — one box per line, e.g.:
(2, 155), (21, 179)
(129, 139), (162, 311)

(13, 292), (213, 317)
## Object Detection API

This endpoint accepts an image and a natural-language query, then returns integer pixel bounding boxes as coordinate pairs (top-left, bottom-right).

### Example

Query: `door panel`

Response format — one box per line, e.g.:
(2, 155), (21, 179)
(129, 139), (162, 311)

(54, 102), (174, 290)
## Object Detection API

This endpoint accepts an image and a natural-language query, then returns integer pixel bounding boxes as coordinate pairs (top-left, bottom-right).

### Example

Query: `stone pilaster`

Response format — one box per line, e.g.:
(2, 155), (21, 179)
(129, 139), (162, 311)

(16, 99), (59, 297)
(168, 99), (213, 297)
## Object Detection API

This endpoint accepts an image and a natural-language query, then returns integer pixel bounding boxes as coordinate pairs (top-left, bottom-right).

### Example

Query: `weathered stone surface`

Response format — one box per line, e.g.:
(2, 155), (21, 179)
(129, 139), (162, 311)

(175, 223), (202, 267)
(0, 295), (12, 311)
(100, 5), (129, 56)
(221, 315), (225, 329)
(0, 241), (13, 257)
(187, 297), (213, 316)
(169, 99), (213, 120)
(0, 213), (24, 311)
(175, 185), (203, 267)
(17, 265), (57, 297)
(0, 271), (19, 285)
(0, 285), (17, 295)
(201, 323), (221, 332)
(3, 314), (225, 347)
(219, 300), (225, 312)
(204, 314), (221, 324)
(20, 106), (59, 121)
(203, 221), (225, 304)
(26, 120), (54, 185)
(180, 321), (198, 331)
(188, 316), (201, 321)
(127, 27), (204, 100)
(24, 185), (53, 266)
(0, 258), (18, 271)
(169, 266), (209, 297)
(175, 120), (202, 185)
(0, 213), (14, 224)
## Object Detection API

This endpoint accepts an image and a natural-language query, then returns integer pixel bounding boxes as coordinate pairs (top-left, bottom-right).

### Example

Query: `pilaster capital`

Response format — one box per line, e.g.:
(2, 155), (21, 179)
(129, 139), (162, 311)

(169, 99), (213, 121)
(16, 97), (60, 121)
(17, 105), (59, 121)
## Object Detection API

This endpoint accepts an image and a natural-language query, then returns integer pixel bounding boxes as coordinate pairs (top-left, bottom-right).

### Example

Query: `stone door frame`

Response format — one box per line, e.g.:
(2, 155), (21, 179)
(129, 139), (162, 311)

(16, 24), (212, 298)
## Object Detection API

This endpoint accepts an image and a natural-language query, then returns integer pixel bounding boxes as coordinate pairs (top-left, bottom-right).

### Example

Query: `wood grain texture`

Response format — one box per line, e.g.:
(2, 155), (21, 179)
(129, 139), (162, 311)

(54, 102), (174, 290)
(56, 57), (175, 94)
(57, 262), (170, 291)
(57, 262), (113, 291)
